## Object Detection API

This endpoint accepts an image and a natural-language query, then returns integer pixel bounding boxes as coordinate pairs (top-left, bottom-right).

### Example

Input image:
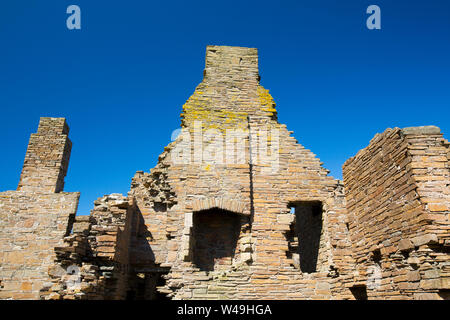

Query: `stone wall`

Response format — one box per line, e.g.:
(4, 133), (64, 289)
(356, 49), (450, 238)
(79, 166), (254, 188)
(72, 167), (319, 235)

(343, 126), (450, 299)
(0, 117), (79, 299)
(41, 194), (134, 300)
(125, 45), (356, 300)
(1, 46), (449, 300)
(17, 118), (72, 193)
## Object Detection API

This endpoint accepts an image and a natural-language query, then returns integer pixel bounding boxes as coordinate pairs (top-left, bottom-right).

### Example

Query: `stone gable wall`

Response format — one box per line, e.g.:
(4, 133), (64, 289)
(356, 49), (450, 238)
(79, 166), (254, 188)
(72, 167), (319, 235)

(126, 46), (355, 300)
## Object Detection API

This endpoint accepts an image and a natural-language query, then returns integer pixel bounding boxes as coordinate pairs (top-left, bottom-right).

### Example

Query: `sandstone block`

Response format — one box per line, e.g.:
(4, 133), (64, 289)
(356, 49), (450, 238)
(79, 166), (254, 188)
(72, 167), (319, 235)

(411, 234), (438, 247)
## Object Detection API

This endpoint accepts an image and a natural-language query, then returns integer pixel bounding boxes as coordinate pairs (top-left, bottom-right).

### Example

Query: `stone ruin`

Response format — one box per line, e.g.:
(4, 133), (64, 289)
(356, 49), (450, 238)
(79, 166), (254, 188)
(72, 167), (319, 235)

(0, 45), (449, 300)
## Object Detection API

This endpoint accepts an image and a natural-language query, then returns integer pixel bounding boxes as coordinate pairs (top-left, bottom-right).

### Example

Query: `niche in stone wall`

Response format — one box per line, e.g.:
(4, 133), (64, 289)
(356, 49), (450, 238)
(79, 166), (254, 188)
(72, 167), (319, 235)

(286, 201), (323, 273)
(350, 285), (368, 300)
(126, 270), (170, 300)
(191, 208), (246, 271)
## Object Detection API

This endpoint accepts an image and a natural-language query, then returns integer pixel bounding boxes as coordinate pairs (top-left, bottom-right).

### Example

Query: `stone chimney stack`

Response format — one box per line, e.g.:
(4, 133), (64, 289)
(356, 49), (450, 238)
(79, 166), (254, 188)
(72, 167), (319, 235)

(203, 45), (260, 85)
(17, 117), (72, 193)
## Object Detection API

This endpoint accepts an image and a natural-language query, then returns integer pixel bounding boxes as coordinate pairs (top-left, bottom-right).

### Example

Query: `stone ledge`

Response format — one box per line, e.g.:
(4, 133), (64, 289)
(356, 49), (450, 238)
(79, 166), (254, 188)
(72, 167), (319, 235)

(402, 126), (441, 135)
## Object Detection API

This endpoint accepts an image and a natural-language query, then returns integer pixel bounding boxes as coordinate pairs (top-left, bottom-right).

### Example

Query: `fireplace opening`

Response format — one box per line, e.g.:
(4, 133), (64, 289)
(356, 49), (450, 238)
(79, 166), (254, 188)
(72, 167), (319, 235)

(192, 208), (242, 271)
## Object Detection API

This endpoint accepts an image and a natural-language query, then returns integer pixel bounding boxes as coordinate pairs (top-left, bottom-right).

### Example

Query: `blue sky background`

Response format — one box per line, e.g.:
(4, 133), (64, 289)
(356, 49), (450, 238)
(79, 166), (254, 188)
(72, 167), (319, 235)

(1, 0), (449, 215)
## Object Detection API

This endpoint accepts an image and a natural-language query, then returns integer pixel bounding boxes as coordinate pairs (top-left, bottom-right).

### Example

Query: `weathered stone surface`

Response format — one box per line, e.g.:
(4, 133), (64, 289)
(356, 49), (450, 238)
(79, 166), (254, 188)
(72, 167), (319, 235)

(40, 194), (134, 300)
(343, 125), (450, 299)
(411, 234), (438, 247)
(0, 118), (79, 300)
(17, 118), (72, 193)
(1, 46), (449, 300)
(398, 239), (414, 252)
(402, 126), (441, 135)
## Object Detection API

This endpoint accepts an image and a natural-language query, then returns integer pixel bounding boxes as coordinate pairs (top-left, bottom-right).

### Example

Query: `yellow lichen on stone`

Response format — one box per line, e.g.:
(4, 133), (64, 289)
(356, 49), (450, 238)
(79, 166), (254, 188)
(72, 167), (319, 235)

(181, 89), (248, 133)
(257, 86), (278, 116)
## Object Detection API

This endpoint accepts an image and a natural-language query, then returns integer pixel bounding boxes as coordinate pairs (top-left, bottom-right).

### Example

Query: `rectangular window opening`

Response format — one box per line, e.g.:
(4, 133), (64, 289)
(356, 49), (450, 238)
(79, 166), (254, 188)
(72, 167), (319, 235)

(287, 201), (323, 273)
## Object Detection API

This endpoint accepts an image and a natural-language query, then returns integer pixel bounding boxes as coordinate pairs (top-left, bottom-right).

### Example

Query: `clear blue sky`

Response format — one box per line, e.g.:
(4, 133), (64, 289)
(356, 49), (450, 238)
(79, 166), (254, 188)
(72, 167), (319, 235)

(1, 1), (449, 215)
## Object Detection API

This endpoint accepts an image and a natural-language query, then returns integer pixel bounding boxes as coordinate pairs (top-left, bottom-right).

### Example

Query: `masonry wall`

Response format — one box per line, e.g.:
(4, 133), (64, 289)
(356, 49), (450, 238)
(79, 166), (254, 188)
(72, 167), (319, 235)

(2, 47), (449, 301)
(17, 118), (72, 193)
(343, 126), (450, 299)
(125, 46), (356, 300)
(41, 194), (134, 300)
(0, 117), (79, 299)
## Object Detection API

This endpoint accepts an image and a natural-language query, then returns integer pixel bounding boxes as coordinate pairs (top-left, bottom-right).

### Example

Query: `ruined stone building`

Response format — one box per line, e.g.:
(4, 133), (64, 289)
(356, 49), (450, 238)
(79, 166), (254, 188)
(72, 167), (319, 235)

(0, 46), (449, 300)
